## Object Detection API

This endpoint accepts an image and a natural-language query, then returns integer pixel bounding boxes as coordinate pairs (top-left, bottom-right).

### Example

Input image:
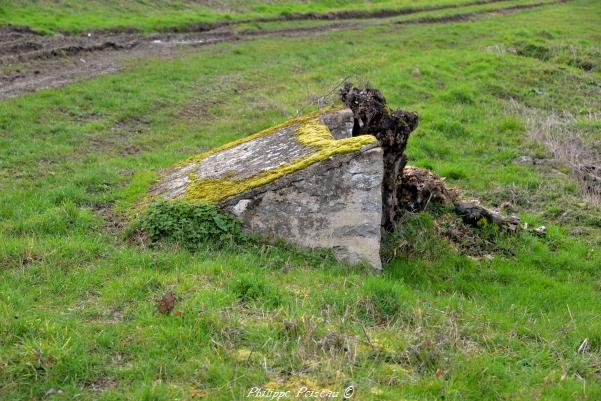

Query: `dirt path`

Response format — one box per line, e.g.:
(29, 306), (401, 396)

(0, 0), (566, 100)
(396, 0), (563, 25)
(231, 0), (511, 24)
(0, 23), (367, 100)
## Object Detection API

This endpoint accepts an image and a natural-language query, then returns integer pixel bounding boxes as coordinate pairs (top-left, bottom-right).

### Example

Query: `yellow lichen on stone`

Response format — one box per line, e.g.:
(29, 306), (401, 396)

(179, 108), (378, 203)
(174, 106), (342, 168)
(295, 120), (335, 148)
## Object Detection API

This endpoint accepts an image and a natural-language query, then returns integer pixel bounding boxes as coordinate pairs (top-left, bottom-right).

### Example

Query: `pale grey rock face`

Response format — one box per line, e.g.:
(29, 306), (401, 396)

(154, 125), (314, 200)
(153, 109), (355, 201)
(319, 108), (354, 139)
(221, 145), (383, 272)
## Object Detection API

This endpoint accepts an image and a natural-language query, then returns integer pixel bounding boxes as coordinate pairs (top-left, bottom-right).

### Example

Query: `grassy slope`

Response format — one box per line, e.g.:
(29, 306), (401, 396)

(232, 0), (557, 33)
(1, 1), (601, 400)
(3, 0), (496, 34)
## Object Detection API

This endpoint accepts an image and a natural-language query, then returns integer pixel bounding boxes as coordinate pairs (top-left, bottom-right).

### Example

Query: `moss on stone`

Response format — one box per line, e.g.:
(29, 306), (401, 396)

(174, 107), (341, 168)
(172, 108), (378, 203)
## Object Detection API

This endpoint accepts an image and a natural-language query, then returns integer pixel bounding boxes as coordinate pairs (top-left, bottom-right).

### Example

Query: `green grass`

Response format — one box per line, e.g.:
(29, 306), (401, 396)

(232, 0), (558, 34)
(2, 0), (507, 34)
(1, 0), (601, 400)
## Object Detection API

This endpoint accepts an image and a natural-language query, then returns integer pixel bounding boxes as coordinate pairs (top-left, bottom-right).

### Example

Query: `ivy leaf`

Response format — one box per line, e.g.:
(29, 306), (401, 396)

(212, 215), (228, 231)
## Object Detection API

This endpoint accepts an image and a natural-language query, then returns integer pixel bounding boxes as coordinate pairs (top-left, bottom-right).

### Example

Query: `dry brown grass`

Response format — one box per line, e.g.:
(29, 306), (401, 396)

(507, 100), (601, 204)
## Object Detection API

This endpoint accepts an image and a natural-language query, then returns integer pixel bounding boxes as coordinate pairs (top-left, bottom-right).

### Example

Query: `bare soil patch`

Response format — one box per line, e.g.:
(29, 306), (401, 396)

(0, 22), (362, 100)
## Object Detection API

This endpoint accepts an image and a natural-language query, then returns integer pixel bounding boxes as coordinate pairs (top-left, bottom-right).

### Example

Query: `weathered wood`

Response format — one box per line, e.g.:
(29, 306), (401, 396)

(398, 166), (457, 212)
(454, 200), (521, 232)
(339, 83), (419, 231)
(397, 166), (521, 232)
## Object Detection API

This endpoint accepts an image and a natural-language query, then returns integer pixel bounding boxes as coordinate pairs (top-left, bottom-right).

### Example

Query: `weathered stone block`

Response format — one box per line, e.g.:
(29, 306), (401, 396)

(221, 144), (383, 271)
(151, 107), (384, 272)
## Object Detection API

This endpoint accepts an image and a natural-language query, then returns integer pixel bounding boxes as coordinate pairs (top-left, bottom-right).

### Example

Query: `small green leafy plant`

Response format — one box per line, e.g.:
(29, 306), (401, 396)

(131, 200), (245, 249)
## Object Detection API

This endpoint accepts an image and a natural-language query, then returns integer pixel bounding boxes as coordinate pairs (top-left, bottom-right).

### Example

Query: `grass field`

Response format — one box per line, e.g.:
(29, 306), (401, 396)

(1, 0), (601, 400)
(3, 0), (513, 34)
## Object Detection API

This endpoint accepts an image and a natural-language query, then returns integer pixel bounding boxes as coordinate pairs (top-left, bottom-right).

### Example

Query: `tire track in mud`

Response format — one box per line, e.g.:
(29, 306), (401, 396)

(396, 0), (567, 25)
(0, 0), (568, 100)
(244, 0), (514, 23)
(98, 0), (522, 34)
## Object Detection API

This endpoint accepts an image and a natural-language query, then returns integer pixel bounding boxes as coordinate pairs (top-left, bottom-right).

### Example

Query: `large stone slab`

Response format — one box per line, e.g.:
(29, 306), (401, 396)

(222, 144), (383, 271)
(150, 107), (384, 271)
